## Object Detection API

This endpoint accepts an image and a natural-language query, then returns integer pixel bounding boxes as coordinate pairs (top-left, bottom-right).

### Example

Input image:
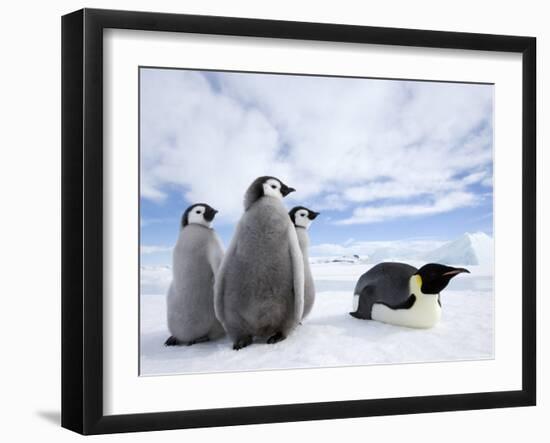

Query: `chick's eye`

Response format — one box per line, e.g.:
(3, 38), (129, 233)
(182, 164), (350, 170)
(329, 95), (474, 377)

(271, 185), (277, 189)
(195, 210), (201, 214)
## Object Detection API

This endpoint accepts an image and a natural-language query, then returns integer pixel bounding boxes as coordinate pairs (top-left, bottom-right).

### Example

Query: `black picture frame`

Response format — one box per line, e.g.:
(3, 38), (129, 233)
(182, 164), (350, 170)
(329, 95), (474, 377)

(61, 8), (536, 435)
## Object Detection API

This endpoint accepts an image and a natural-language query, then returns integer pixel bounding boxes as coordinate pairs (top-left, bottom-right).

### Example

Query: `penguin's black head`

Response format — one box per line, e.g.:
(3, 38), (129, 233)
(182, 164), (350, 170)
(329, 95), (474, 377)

(414, 263), (470, 294)
(289, 206), (320, 229)
(243, 176), (296, 210)
(181, 203), (218, 228)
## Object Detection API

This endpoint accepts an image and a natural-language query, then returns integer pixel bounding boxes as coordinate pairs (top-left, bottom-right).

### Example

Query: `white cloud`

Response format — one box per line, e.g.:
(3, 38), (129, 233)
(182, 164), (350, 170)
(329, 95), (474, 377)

(481, 175), (493, 188)
(140, 217), (177, 228)
(141, 245), (173, 255)
(140, 69), (493, 224)
(140, 70), (289, 221)
(337, 191), (478, 225)
(342, 170), (491, 204)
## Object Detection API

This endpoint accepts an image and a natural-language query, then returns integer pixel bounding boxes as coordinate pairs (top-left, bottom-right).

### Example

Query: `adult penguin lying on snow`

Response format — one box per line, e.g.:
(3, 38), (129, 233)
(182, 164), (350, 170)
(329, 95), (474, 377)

(214, 176), (305, 350)
(350, 262), (470, 329)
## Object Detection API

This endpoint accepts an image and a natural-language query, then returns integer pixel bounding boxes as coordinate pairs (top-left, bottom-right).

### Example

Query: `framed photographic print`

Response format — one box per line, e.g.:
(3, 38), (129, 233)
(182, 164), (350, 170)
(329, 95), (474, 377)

(61, 8), (536, 435)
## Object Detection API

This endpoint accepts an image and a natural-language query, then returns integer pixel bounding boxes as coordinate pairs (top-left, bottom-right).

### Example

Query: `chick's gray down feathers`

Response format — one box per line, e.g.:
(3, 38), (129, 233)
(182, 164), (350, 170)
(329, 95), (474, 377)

(166, 224), (225, 344)
(214, 196), (304, 347)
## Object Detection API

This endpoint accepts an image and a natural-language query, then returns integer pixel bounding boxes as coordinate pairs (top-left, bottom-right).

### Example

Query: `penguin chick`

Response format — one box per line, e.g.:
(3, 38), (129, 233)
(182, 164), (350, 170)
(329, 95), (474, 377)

(214, 176), (305, 350)
(350, 262), (469, 329)
(289, 206), (320, 320)
(243, 176), (295, 210)
(165, 203), (225, 346)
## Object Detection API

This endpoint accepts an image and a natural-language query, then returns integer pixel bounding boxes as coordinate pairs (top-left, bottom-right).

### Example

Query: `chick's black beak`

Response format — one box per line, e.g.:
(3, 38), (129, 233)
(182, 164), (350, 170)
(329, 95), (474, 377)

(204, 207), (218, 222)
(281, 185), (296, 197)
(309, 211), (320, 220)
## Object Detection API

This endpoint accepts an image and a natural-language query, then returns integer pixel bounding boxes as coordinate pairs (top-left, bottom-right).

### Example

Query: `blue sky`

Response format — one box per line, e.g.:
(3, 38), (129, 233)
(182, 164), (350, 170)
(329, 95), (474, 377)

(139, 68), (493, 265)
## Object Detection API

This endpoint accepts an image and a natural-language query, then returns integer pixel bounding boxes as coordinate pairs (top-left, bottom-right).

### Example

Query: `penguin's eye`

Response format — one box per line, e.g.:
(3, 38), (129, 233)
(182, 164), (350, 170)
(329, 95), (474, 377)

(195, 210), (201, 214)
(271, 185), (277, 189)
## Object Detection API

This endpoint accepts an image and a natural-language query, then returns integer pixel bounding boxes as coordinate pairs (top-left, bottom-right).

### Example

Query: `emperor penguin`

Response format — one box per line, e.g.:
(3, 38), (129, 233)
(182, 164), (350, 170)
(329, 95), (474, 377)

(214, 176), (305, 350)
(350, 262), (470, 329)
(164, 203), (225, 346)
(289, 206), (320, 320)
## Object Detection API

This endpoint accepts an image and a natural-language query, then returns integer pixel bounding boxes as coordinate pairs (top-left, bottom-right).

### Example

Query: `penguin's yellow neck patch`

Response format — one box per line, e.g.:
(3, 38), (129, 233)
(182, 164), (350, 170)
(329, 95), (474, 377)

(410, 274), (423, 295)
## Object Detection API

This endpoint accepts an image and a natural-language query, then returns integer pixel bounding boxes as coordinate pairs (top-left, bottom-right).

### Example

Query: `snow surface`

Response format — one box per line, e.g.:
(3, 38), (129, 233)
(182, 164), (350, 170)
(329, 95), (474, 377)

(140, 261), (494, 376)
(140, 232), (493, 296)
(308, 232), (494, 266)
(425, 232), (494, 266)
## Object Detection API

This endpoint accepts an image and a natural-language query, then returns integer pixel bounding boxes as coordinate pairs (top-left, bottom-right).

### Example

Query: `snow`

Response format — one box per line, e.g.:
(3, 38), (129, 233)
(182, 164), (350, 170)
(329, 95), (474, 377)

(309, 255), (369, 265)
(425, 232), (494, 266)
(140, 232), (494, 296)
(309, 232), (494, 267)
(310, 239), (445, 263)
(140, 265), (171, 295)
(140, 261), (494, 376)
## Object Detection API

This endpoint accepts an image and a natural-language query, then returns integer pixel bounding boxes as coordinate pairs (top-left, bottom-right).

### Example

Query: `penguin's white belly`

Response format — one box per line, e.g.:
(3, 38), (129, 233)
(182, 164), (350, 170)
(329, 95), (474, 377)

(371, 295), (441, 329)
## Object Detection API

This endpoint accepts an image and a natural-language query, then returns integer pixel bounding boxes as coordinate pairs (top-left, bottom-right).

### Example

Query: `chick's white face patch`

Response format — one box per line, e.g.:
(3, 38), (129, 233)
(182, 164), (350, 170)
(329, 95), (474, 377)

(295, 210), (312, 229)
(263, 178), (283, 199)
(187, 206), (211, 227)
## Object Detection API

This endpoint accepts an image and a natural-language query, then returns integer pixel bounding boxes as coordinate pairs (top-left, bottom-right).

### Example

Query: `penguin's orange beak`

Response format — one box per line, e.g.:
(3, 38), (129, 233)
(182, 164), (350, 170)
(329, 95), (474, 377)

(442, 268), (470, 277)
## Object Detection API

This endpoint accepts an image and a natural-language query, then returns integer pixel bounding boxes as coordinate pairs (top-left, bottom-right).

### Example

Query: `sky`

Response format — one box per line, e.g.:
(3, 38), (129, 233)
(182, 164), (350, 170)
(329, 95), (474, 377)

(139, 68), (494, 265)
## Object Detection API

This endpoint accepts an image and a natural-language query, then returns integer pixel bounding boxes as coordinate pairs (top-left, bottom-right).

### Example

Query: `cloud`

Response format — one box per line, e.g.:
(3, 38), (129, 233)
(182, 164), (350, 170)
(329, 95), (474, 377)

(337, 191), (478, 225)
(140, 69), (493, 224)
(140, 69), (288, 221)
(342, 170), (491, 204)
(141, 245), (173, 255)
(140, 217), (177, 228)
(481, 175), (493, 188)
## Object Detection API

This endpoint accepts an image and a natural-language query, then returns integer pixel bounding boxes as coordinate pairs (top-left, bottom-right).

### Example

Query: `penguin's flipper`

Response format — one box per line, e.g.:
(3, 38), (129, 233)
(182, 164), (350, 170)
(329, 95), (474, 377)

(287, 223), (305, 321)
(164, 336), (182, 346)
(208, 233), (224, 272)
(350, 285), (375, 320)
(214, 224), (241, 326)
(213, 267), (226, 325)
(378, 294), (417, 310)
